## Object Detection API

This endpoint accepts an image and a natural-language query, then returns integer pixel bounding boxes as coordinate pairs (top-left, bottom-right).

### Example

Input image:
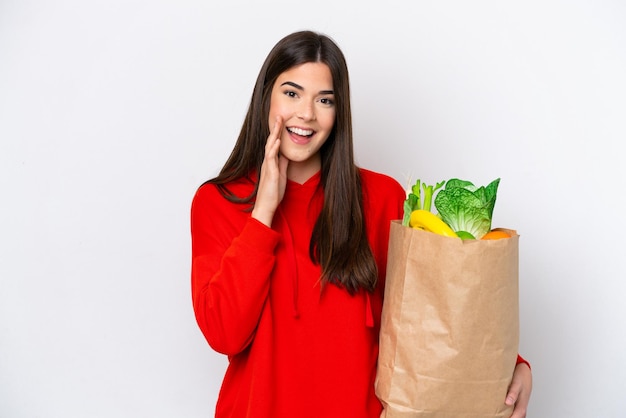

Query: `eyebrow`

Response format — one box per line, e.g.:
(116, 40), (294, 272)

(281, 81), (334, 95)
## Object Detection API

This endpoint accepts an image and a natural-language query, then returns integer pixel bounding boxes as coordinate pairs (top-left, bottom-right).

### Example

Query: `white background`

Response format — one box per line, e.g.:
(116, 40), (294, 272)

(1, 1), (625, 417)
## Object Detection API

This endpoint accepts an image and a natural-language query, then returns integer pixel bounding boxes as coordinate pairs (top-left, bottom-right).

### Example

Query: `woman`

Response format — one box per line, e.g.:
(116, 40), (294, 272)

(191, 30), (532, 418)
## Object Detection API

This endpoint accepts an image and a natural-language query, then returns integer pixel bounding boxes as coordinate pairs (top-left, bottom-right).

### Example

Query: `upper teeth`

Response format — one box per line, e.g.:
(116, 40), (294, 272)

(288, 127), (313, 136)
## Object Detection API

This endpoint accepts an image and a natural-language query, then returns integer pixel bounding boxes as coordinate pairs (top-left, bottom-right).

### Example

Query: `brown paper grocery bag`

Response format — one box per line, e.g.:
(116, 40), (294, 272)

(376, 221), (519, 418)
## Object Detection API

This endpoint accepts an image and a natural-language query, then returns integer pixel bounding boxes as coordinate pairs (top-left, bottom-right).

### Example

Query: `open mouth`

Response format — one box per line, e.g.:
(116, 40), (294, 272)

(287, 127), (314, 137)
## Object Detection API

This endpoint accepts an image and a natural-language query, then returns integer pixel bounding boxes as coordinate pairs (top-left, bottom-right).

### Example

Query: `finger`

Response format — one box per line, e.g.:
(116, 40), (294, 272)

(272, 115), (283, 136)
(505, 363), (526, 407)
(509, 381), (531, 417)
(270, 116), (283, 143)
(265, 116), (283, 158)
(508, 393), (529, 418)
(505, 381), (520, 406)
(506, 362), (532, 407)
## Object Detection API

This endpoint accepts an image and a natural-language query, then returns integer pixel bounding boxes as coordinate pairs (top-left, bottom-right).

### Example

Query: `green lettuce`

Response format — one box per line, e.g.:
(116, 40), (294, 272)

(434, 178), (500, 239)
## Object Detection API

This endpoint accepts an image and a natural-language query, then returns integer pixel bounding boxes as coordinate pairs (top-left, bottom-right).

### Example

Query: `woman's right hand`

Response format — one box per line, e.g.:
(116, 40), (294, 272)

(252, 116), (289, 227)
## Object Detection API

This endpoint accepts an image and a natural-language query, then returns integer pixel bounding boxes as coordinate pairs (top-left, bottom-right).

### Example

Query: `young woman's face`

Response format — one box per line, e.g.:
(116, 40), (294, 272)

(268, 62), (336, 179)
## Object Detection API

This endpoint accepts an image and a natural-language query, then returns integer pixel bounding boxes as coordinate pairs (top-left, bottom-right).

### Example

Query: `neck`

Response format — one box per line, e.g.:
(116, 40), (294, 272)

(286, 156), (321, 185)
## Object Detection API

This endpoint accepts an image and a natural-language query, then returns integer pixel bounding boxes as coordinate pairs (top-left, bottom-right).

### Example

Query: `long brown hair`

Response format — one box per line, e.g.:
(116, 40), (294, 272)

(207, 31), (377, 294)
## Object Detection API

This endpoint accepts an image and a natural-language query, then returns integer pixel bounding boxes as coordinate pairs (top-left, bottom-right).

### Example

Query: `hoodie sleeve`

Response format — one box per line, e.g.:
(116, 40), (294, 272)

(190, 184), (280, 355)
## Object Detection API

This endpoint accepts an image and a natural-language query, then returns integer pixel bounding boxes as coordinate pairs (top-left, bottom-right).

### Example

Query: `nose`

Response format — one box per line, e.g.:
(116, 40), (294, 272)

(297, 101), (316, 121)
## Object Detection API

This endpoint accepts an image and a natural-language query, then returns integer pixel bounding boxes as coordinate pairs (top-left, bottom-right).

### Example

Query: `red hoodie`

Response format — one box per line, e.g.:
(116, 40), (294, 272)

(191, 168), (527, 418)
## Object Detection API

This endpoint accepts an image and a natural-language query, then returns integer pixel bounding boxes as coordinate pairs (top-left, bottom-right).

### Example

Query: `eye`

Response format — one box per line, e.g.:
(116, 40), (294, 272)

(284, 90), (298, 98)
(319, 97), (335, 106)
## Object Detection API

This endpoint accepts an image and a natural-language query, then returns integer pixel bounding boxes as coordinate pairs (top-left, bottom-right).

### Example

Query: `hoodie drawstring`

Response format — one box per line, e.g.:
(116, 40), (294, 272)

(277, 207), (374, 327)
(276, 208), (300, 318)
